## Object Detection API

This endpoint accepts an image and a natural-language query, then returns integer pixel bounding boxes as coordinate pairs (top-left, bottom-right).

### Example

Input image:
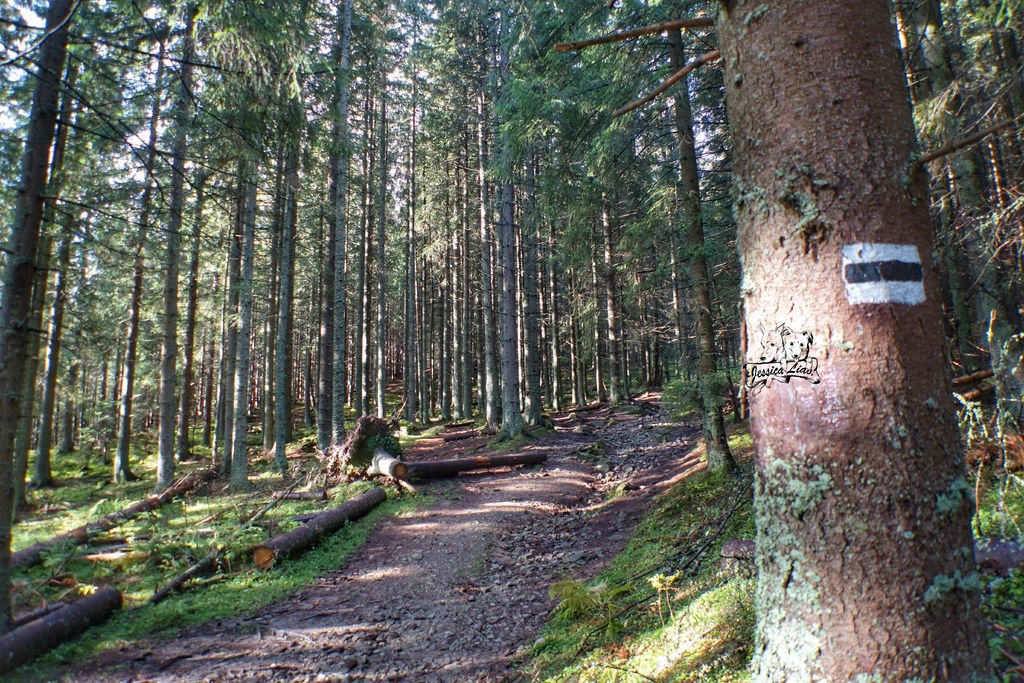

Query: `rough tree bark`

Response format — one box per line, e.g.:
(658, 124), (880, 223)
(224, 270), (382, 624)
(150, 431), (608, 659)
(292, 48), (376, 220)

(716, 0), (992, 678)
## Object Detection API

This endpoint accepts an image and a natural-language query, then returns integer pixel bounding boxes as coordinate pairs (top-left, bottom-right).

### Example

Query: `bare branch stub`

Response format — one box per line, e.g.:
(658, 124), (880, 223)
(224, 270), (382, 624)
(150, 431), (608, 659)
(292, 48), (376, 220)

(612, 50), (721, 118)
(554, 17), (714, 53)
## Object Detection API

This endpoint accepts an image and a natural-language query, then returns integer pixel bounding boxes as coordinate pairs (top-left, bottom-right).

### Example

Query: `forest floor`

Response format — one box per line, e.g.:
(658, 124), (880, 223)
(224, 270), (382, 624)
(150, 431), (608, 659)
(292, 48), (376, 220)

(56, 395), (710, 682)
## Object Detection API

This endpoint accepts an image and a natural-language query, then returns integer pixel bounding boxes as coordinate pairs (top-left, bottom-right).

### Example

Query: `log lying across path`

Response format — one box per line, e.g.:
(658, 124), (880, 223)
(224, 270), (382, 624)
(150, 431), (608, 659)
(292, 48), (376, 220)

(253, 488), (387, 569)
(13, 468), (217, 570)
(0, 587), (122, 675)
(406, 453), (547, 480)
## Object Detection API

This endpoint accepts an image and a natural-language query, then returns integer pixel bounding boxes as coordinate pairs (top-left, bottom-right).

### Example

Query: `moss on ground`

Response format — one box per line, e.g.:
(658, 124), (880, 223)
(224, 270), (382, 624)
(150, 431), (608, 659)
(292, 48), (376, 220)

(522, 428), (756, 683)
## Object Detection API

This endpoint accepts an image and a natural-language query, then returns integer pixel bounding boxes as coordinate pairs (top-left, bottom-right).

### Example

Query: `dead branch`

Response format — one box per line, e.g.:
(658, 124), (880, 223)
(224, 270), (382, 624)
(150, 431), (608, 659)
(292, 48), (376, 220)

(613, 50), (721, 118)
(952, 369), (994, 387)
(917, 117), (1019, 166)
(554, 17), (714, 52)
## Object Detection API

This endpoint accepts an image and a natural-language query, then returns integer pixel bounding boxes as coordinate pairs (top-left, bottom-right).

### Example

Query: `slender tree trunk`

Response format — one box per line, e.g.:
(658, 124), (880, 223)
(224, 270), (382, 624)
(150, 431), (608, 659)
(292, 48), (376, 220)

(275, 140), (300, 474)
(0, 0), (74, 634)
(547, 230), (562, 412)
(332, 0), (354, 449)
(177, 173), (206, 462)
(116, 48), (165, 484)
(13, 236), (51, 513)
(717, 1), (991, 677)
(600, 200), (623, 404)
(32, 228), (72, 487)
(521, 154), (542, 424)
(230, 165), (259, 490)
(156, 8), (196, 490)
(668, 29), (735, 474)
(317, 159), (335, 453)
(404, 86), (419, 423)
(59, 361), (77, 455)
(219, 170), (244, 474)
(375, 93), (388, 418)
(477, 94), (499, 430)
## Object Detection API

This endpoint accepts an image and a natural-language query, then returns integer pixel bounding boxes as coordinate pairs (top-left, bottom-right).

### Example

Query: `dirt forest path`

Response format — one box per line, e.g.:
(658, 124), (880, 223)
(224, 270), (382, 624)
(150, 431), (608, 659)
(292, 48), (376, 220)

(71, 397), (703, 682)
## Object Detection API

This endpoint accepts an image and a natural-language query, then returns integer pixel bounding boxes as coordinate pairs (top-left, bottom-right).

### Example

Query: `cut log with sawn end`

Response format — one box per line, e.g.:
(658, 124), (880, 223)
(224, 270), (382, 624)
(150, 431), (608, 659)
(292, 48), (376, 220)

(253, 487), (387, 569)
(325, 416), (404, 481)
(406, 452), (547, 480)
(0, 587), (122, 675)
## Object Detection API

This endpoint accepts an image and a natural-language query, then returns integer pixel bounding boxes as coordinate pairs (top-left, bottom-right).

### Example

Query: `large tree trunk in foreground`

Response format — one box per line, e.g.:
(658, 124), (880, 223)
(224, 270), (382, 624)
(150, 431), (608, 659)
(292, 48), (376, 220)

(0, 0), (74, 633)
(253, 487), (386, 569)
(717, 0), (992, 679)
(0, 587), (121, 674)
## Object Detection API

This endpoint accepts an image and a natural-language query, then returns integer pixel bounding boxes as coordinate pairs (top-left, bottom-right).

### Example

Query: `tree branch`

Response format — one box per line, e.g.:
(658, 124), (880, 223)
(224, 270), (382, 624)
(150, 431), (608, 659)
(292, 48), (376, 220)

(916, 117), (1020, 166)
(554, 17), (714, 52)
(612, 50), (721, 118)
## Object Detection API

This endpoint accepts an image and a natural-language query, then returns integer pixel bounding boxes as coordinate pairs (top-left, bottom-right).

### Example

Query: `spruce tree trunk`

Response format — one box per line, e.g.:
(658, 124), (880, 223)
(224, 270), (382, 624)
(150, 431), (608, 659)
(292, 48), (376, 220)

(0, 0), (74, 634)
(717, 0), (992, 677)
(354, 87), (372, 420)
(116, 49), (164, 484)
(600, 200), (624, 404)
(477, 94), (499, 430)
(521, 154), (542, 425)
(547, 231), (562, 412)
(219, 172), (244, 473)
(460, 143), (473, 417)
(14, 236), (51, 513)
(177, 174), (206, 462)
(230, 168), (259, 490)
(375, 94), (388, 419)
(58, 362), (77, 455)
(404, 92), (419, 424)
(668, 28), (735, 474)
(156, 8), (196, 490)
(275, 142), (300, 473)
(317, 150), (336, 453)
(331, 0), (354, 449)
(32, 229), (72, 487)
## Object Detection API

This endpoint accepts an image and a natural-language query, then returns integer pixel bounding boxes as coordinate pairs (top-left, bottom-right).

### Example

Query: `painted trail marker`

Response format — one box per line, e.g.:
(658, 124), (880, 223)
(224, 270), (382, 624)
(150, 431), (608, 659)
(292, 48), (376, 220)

(842, 243), (925, 305)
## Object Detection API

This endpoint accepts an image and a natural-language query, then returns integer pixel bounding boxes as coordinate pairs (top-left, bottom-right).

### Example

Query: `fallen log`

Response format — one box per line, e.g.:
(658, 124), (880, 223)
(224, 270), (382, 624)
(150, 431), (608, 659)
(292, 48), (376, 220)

(13, 467), (217, 570)
(952, 368), (994, 387)
(443, 430), (479, 443)
(150, 550), (222, 605)
(10, 603), (67, 630)
(0, 587), (122, 674)
(272, 489), (328, 501)
(406, 453), (547, 480)
(253, 488), (387, 569)
(444, 420), (475, 430)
